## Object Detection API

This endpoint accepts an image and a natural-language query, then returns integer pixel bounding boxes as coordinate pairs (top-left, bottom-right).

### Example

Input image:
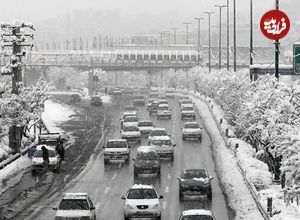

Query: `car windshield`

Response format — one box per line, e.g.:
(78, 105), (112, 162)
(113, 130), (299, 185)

(127, 188), (158, 199)
(107, 141), (127, 148)
(58, 199), (89, 210)
(138, 121), (153, 127)
(123, 126), (139, 132)
(124, 117), (138, 122)
(158, 106), (169, 111)
(184, 123), (200, 129)
(137, 151), (158, 160)
(183, 107), (194, 111)
(92, 97), (101, 100)
(181, 170), (207, 179)
(150, 130), (167, 137)
(34, 149), (56, 157)
(151, 140), (172, 146)
(125, 106), (135, 111)
(182, 216), (214, 220)
(182, 100), (192, 104)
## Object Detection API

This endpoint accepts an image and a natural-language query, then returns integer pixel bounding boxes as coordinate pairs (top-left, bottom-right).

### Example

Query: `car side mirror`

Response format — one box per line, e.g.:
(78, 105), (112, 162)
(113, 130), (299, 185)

(173, 144), (176, 147)
(177, 177), (181, 181)
(168, 134), (171, 137)
(102, 146), (105, 149)
(121, 195), (126, 200)
(52, 207), (57, 210)
(132, 158), (135, 161)
(159, 195), (163, 199)
(90, 206), (96, 210)
(209, 176), (214, 180)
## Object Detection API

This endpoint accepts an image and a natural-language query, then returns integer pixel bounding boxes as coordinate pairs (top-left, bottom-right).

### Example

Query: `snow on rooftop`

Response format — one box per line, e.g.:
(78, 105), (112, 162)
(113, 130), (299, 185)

(131, 184), (153, 189)
(182, 209), (213, 216)
(137, 146), (155, 153)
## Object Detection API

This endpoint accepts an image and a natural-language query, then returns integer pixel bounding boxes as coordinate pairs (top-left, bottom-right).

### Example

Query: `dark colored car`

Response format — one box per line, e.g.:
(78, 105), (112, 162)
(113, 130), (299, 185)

(149, 101), (159, 115)
(70, 94), (81, 103)
(133, 95), (146, 106)
(178, 169), (213, 201)
(133, 146), (161, 177)
(90, 96), (102, 106)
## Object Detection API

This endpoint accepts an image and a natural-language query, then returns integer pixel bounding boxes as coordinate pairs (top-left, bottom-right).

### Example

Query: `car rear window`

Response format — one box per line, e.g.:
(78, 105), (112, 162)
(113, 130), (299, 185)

(127, 188), (158, 199)
(138, 121), (153, 126)
(107, 141), (127, 148)
(150, 130), (167, 136)
(123, 126), (139, 131)
(59, 199), (89, 210)
(34, 149), (56, 157)
(182, 216), (214, 220)
(183, 107), (194, 111)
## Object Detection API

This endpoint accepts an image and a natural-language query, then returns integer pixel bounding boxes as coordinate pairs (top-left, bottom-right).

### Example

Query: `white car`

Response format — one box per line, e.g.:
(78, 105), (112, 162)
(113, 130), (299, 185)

(157, 104), (172, 120)
(120, 112), (137, 128)
(54, 193), (96, 220)
(181, 104), (196, 120)
(124, 105), (137, 115)
(182, 122), (202, 140)
(148, 128), (170, 144)
(138, 120), (154, 136)
(150, 136), (176, 160)
(122, 184), (163, 220)
(121, 125), (141, 143)
(31, 145), (61, 173)
(179, 209), (216, 220)
(103, 139), (130, 164)
(123, 115), (139, 127)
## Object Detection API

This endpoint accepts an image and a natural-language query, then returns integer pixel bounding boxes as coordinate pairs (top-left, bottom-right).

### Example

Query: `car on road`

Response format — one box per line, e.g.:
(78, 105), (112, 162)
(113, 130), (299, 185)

(165, 89), (175, 98)
(147, 99), (156, 111)
(178, 169), (213, 201)
(138, 120), (154, 136)
(90, 95), (102, 106)
(182, 122), (202, 140)
(122, 184), (163, 220)
(133, 146), (161, 177)
(103, 139), (130, 164)
(124, 105), (137, 114)
(113, 88), (123, 95)
(53, 192), (96, 220)
(149, 136), (175, 160)
(123, 115), (139, 128)
(120, 112), (137, 128)
(181, 104), (196, 120)
(140, 87), (150, 94)
(133, 95), (146, 106)
(149, 101), (159, 115)
(124, 88), (134, 95)
(179, 209), (216, 220)
(69, 94), (81, 103)
(121, 124), (141, 143)
(149, 91), (159, 98)
(179, 99), (193, 107)
(31, 145), (61, 173)
(157, 104), (172, 120)
(157, 99), (168, 106)
(148, 128), (170, 144)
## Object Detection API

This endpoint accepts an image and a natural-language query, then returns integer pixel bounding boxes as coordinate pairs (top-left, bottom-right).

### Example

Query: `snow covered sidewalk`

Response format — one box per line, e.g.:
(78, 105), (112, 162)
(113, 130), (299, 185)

(191, 94), (265, 220)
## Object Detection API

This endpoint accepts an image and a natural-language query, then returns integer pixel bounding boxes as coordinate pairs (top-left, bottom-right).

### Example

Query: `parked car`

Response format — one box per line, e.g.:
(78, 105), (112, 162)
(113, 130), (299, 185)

(53, 193), (96, 220)
(179, 209), (216, 220)
(149, 136), (176, 160)
(182, 122), (202, 140)
(133, 95), (146, 106)
(178, 169), (213, 201)
(121, 125), (141, 143)
(113, 88), (122, 95)
(148, 128), (170, 144)
(133, 146), (161, 177)
(138, 120), (154, 136)
(103, 139), (130, 164)
(90, 95), (102, 106)
(157, 104), (172, 120)
(122, 184), (163, 220)
(70, 94), (81, 103)
(181, 104), (196, 120)
(31, 145), (61, 173)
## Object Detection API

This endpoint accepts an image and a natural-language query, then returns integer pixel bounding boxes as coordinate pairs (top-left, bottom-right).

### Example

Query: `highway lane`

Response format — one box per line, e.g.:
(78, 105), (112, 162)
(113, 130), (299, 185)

(28, 94), (231, 220)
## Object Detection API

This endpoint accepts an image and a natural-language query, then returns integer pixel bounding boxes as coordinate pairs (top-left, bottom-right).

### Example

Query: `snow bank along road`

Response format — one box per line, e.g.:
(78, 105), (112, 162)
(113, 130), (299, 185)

(25, 94), (234, 220)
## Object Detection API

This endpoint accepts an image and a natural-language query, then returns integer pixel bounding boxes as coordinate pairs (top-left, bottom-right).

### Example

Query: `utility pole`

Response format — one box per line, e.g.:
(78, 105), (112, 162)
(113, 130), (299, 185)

(172, 27), (178, 45)
(215, 4), (227, 70)
(194, 17), (204, 66)
(233, 0), (237, 71)
(160, 32), (164, 46)
(0, 20), (35, 153)
(250, 0), (253, 66)
(227, 0), (230, 70)
(275, 0), (279, 80)
(183, 22), (191, 45)
(204, 12), (214, 73)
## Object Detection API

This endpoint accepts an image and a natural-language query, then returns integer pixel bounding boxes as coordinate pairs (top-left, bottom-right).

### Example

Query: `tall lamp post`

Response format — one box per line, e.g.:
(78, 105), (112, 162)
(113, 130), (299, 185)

(226, 0), (230, 70)
(194, 17), (204, 66)
(172, 27), (178, 45)
(215, 4), (227, 70)
(204, 11), (214, 73)
(250, 0), (253, 66)
(275, 0), (279, 79)
(183, 22), (191, 45)
(233, 0), (237, 71)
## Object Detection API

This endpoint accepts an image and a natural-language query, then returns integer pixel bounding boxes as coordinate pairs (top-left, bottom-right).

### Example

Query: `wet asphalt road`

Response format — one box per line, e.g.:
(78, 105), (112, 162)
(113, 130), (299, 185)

(23, 94), (232, 220)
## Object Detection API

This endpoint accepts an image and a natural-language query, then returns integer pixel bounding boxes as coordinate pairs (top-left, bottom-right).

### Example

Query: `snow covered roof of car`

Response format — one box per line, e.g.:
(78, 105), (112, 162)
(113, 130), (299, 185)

(107, 139), (126, 142)
(151, 127), (166, 131)
(182, 104), (194, 108)
(184, 121), (199, 126)
(130, 184), (154, 189)
(181, 209), (213, 216)
(36, 145), (56, 151)
(137, 146), (156, 153)
(158, 104), (169, 107)
(63, 192), (89, 199)
(150, 136), (171, 141)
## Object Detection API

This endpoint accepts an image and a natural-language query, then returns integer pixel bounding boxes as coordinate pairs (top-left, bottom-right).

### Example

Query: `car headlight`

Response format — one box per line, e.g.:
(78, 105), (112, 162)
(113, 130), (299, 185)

(126, 204), (134, 209)
(32, 161), (38, 165)
(50, 160), (57, 165)
(152, 204), (159, 209)
(180, 182), (189, 188)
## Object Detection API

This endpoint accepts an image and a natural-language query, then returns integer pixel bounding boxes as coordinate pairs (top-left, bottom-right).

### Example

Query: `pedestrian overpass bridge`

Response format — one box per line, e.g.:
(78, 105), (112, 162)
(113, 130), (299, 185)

(0, 49), (250, 71)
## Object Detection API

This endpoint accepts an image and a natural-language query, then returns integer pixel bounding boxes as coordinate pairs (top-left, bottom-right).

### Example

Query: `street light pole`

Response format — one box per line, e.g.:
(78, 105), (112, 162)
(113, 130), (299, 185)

(183, 22), (191, 45)
(172, 27), (178, 45)
(227, 0), (230, 70)
(275, 0), (280, 80)
(195, 17), (204, 66)
(233, 0), (237, 71)
(250, 0), (253, 66)
(204, 12), (214, 73)
(215, 5), (227, 69)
